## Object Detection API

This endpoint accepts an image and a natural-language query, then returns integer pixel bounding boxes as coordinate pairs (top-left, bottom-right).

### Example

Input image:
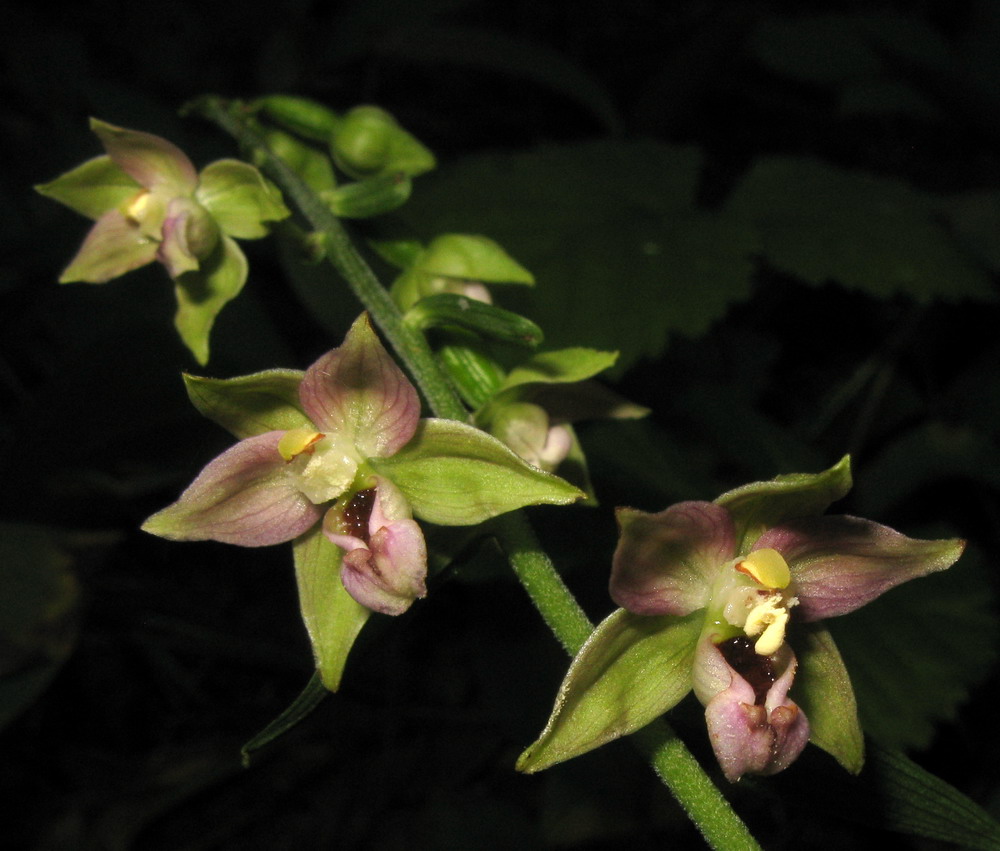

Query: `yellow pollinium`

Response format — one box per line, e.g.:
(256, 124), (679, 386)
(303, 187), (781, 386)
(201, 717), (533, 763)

(735, 548), (791, 590)
(278, 428), (323, 462)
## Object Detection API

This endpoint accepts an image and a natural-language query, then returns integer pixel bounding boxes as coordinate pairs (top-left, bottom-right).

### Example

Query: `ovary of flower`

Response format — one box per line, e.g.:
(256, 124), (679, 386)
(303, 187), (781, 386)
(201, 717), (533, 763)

(279, 428), (360, 504)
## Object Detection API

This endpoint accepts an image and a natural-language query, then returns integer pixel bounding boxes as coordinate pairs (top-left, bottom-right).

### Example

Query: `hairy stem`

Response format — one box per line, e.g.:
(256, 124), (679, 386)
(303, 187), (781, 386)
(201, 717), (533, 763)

(190, 95), (759, 851)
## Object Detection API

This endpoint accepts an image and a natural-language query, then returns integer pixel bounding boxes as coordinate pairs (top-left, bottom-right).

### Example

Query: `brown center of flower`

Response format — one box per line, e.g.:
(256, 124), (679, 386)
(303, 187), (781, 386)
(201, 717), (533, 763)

(717, 636), (777, 705)
(341, 488), (377, 542)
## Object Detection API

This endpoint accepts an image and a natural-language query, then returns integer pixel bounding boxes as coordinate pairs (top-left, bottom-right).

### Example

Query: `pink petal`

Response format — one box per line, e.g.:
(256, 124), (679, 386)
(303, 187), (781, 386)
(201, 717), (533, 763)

(299, 314), (420, 458)
(59, 209), (158, 283)
(91, 118), (198, 195)
(756, 516), (965, 621)
(610, 501), (736, 616)
(339, 519), (427, 615)
(158, 201), (200, 278)
(142, 431), (322, 546)
(697, 637), (811, 782)
(324, 479), (427, 615)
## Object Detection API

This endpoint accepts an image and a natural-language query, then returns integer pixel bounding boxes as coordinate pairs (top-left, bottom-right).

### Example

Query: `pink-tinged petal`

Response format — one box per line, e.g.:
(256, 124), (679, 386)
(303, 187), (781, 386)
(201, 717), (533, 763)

(157, 197), (220, 278)
(59, 209), (158, 283)
(142, 431), (322, 546)
(339, 519), (427, 615)
(299, 314), (420, 457)
(696, 637), (810, 782)
(756, 516), (965, 621)
(324, 480), (427, 615)
(610, 501), (736, 616)
(91, 118), (198, 195)
(158, 203), (200, 278)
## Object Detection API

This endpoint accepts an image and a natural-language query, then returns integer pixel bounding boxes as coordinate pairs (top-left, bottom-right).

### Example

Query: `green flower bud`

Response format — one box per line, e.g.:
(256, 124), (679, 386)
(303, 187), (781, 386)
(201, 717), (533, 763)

(330, 106), (435, 179)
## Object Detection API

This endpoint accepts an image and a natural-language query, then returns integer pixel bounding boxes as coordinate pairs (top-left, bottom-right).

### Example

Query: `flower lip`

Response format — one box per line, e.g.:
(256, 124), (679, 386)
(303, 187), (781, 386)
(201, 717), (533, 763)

(341, 487), (377, 543)
(717, 636), (777, 704)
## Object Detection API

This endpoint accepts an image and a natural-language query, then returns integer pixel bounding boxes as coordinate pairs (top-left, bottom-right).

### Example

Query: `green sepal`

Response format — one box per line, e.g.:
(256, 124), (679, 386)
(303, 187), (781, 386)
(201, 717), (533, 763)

(517, 608), (702, 773)
(35, 155), (140, 220)
(259, 127), (337, 193)
(173, 235), (248, 365)
(715, 455), (853, 554)
(416, 234), (535, 284)
(196, 159), (290, 240)
(253, 94), (342, 143)
(369, 418), (584, 525)
(322, 172), (412, 219)
(330, 105), (435, 179)
(293, 525), (371, 692)
(183, 369), (309, 439)
(403, 293), (543, 347)
(792, 621), (865, 774)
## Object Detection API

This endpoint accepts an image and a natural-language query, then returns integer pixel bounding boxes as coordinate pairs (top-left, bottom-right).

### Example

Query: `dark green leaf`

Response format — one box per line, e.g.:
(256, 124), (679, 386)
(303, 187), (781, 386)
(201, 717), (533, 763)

(830, 545), (997, 751)
(725, 157), (996, 302)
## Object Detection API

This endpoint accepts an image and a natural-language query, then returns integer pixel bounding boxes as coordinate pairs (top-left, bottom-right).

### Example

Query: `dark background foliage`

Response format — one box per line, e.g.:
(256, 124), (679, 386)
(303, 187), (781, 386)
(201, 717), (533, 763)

(2, 0), (999, 848)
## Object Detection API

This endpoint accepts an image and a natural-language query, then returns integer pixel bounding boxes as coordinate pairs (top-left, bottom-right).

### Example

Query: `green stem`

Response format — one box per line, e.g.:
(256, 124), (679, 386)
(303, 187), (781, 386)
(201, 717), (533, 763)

(187, 96), (465, 420)
(190, 95), (758, 851)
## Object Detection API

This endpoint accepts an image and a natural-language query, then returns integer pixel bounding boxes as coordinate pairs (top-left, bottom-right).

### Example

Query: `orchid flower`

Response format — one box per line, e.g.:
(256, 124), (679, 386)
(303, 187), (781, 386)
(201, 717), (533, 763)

(36, 118), (289, 363)
(142, 314), (583, 685)
(517, 458), (965, 781)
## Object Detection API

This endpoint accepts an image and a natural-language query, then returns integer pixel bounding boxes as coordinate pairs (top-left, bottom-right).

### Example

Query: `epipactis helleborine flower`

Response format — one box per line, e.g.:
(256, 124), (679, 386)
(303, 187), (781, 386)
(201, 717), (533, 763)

(35, 118), (289, 363)
(516, 458), (965, 782)
(142, 313), (427, 616)
(143, 314), (585, 618)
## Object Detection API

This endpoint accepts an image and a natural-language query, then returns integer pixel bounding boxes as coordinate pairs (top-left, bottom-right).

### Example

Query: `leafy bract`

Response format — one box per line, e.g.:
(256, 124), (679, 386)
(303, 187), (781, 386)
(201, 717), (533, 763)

(517, 609), (702, 773)
(415, 234), (535, 284)
(724, 157), (996, 302)
(400, 141), (758, 373)
(369, 419), (584, 525)
(500, 348), (618, 391)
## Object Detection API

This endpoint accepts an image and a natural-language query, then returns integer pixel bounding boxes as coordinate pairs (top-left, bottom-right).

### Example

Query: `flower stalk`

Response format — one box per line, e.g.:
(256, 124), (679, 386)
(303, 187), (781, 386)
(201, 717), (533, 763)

(188, 95), (760, 850)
